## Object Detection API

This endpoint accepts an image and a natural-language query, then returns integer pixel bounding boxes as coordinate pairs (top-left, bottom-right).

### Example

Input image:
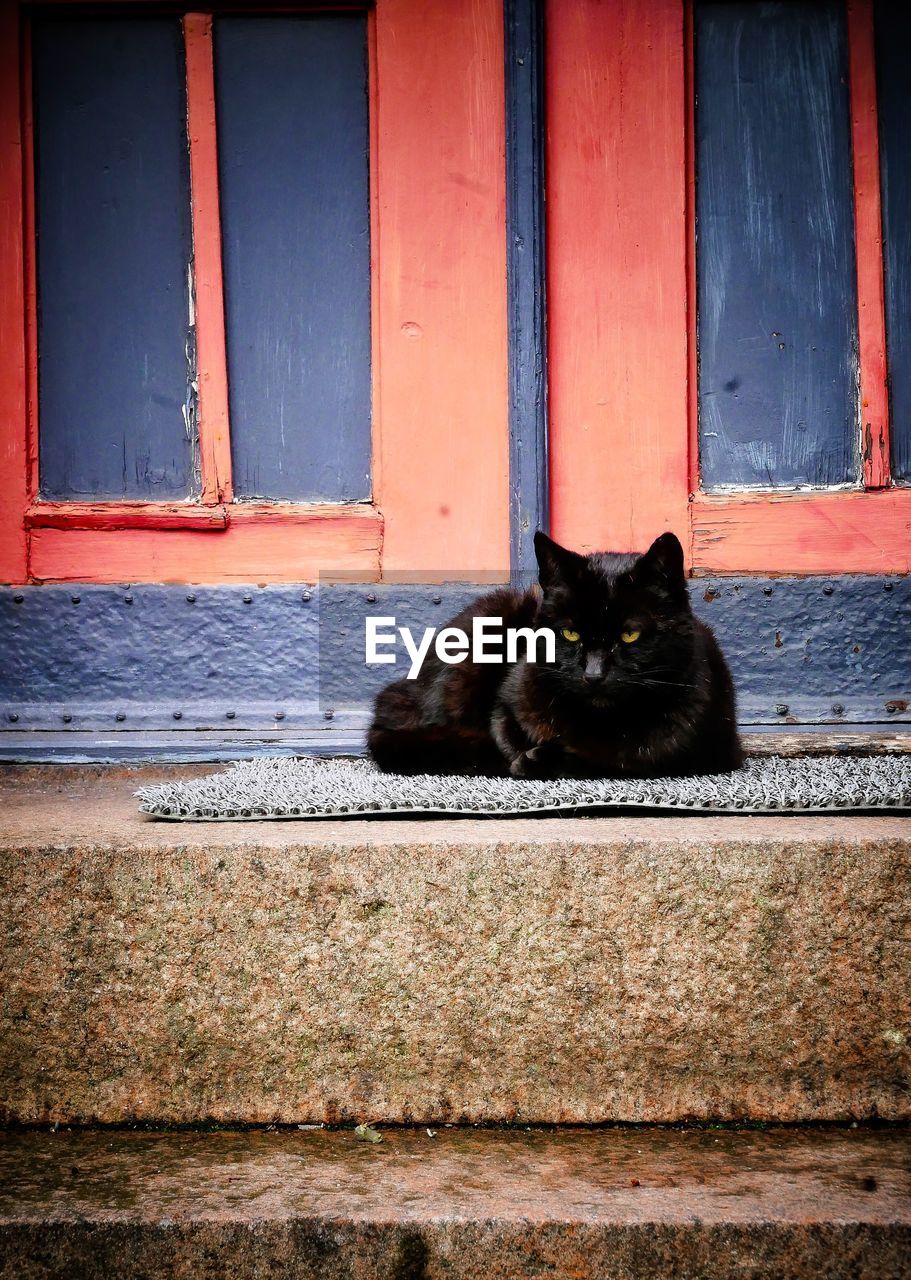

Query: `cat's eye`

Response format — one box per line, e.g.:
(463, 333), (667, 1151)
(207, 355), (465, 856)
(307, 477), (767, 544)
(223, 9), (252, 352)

(561, 628), (580, 643)
(620, 629), (641, 644)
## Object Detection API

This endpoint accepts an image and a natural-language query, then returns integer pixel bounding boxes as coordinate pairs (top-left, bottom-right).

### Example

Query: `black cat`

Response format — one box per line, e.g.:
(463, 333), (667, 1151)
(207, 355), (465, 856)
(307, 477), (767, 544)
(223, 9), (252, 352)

(368, 530), (743, 779)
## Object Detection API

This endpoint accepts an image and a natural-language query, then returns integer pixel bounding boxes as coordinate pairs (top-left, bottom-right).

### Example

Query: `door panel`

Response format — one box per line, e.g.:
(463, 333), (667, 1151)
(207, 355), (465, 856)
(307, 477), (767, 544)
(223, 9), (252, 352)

(34, 18), (193, 501)
(215, 15), (372, 503)
(695, 0), (858, 490)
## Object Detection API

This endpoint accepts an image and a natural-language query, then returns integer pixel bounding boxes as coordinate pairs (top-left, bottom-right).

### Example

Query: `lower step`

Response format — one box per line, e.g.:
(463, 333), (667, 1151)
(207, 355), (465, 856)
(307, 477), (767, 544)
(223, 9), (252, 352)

(1, 1127), (909, 1279)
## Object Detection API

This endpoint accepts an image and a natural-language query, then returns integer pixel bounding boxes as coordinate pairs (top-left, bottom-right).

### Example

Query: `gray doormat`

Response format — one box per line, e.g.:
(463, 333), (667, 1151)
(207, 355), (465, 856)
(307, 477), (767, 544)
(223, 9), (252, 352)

(136, 754), (911, 820)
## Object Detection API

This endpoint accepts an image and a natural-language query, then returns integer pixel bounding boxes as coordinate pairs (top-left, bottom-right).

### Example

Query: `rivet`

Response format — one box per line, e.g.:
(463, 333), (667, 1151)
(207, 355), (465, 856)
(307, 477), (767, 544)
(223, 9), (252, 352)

(883, 581), (894, 592)
(115, 712), (126, 722)
(366, 592), (377, 604)
(832, 703), (844, 716)
(275, 711), (285, 721)
(186, 593), (196, 603)
(324, 709), (334, 720)
(71, 595), (80, 605)
(13, 594), (23, 604)
(173, 710), (183, 720)
(775, 704), (789, 716)
(762, 586), (773, 596)
(301, 591), (312, 603)
(823, 584), (834, 596)
(885, 702), (898, 714)
(62, 713), (72, 723)
(242, 594), (252, 604)
(124, 594), (133, 605)
(433, 595), (442, 605)
(8, 712), (18, 723)
(225, 710), (236, 720)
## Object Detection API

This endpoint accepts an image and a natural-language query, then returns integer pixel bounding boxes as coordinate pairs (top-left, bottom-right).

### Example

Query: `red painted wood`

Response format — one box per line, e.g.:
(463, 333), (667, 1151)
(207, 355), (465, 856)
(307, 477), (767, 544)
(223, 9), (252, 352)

(0, 2), (29, 584)
(373, 0), (510, 578)
(185, 13), (232, 505)
(26, 502), (228, 531)
(545, 0), (690, 559)
(848, 0), (891, 490)
(691, 490), (911, 575)
(37, 1), (365, 7)
(33, 1), (366, 7)
(29, 504), (382, 583)
(21, 11), (37, 507)
(684, 0), (698, 507)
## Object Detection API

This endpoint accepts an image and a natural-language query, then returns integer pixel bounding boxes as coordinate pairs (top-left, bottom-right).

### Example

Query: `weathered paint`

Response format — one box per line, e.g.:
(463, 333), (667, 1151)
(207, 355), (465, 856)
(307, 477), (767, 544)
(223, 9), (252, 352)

(848, 0), (891, 490)
(373, 0), (510, 577)
(0, 3), (28, 583)
(874, 0), (911, 484)
(0, 579), (907, 760)
(692, 488), (911, 575)
(545, 0), (690, 556)
(3, 0), (907, 593)
(184, 13), (233, 505)
(695, 0), (859, 490)
(25, 502), (227, 531)
(33, 18), (194, 500)
(214, 14), (372, 502)
(504, 0), (549, 579)
(28, 504), (381, 584)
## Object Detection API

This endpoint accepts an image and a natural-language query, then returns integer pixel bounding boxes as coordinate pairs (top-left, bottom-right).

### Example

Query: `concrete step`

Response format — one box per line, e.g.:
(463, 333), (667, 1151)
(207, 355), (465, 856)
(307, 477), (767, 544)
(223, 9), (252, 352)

(1, 1126), (909, 1279)
(1, 765), (909, 1125)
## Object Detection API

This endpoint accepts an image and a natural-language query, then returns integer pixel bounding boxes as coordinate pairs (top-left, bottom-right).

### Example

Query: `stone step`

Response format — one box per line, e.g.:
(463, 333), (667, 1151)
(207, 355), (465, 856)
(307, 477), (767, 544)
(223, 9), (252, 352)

(1, 765), (909, 1125)
(1, 1126), (909, 1279)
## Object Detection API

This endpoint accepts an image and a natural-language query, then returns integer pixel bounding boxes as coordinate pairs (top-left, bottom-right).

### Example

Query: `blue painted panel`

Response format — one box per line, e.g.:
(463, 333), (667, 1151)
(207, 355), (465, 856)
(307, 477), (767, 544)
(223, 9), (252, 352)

(874, 1), (911, 484)
(34, 19), (194, 500)
(0, 579), (907, 750)
(695, 1), (859, 489)
(505, 0), (549, 579)
(214, 16), (371, 501)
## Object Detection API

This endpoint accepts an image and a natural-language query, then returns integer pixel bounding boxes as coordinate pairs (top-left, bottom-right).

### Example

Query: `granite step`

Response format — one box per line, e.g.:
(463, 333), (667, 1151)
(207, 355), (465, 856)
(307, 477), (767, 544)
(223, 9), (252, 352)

(1, 1126), (910, 1279)
(1, 765), (909, 1125)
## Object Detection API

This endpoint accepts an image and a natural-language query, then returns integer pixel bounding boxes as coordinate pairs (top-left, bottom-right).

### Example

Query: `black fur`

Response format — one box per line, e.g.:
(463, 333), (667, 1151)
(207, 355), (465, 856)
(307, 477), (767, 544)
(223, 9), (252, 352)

(368, 531), (743, 778)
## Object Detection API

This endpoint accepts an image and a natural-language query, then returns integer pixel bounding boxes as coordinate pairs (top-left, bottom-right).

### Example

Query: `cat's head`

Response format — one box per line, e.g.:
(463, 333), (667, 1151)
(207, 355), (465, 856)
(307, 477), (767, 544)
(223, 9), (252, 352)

(533, 530), (696, 703)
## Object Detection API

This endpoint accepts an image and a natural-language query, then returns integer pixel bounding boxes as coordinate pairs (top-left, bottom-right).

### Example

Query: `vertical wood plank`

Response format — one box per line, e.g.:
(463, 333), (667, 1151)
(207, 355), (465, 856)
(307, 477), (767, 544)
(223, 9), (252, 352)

(0, 2), (29, 582)
(545, 0), (690, 556)
(504, 0), (549, 580)
(848, 0), (891, 490)
(874, 0), (911, 484)
(373, 0), (510, 577)
(184, 14), (232, 504)
(33, 17), (195, 501)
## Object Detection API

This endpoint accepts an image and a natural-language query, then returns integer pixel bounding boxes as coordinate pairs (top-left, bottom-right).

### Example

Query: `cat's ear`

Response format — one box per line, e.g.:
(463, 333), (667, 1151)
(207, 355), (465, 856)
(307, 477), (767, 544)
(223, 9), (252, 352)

(534, 531), (582, 592)
(634, 532), (688, 601)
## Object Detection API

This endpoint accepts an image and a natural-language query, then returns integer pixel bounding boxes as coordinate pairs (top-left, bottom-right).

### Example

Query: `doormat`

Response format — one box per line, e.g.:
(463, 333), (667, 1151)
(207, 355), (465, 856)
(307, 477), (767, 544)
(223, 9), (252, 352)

(136, 754), (911, 820)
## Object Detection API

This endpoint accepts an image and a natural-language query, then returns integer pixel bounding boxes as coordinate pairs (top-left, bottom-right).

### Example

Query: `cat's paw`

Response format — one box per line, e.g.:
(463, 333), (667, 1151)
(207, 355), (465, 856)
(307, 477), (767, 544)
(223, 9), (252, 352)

(509, 745), (554, 779)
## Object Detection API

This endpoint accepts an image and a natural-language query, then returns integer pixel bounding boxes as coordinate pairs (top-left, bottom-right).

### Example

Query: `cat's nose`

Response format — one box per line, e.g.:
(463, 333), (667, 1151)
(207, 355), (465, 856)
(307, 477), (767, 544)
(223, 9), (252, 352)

(582, 654), (605, 683)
